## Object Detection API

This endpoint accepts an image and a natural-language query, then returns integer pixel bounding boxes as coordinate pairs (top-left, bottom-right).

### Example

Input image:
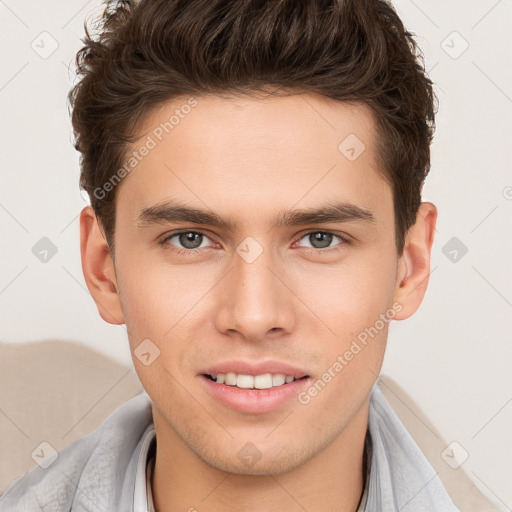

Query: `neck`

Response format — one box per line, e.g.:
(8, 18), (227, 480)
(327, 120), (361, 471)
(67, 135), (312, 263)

(151, 398), (369, 512)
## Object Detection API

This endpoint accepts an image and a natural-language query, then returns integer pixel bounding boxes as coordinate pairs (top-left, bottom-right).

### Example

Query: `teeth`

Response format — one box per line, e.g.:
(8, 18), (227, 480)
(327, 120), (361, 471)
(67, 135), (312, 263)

(211, 372), (298, 389)
(272, 374), (286, 386)
(225, 372), (237, 386)
(237, 374), (254, 389)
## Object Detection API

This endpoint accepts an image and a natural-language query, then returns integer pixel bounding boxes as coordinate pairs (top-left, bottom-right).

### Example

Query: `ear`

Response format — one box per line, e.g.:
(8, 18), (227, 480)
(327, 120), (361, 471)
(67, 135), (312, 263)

(392, 202), (437, 320)
(79, 206), (125, 325)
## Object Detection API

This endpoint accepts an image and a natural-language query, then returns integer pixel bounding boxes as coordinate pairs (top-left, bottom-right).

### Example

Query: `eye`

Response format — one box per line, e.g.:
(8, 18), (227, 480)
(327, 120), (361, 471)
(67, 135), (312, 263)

(295, 231), (349, 251)
(159, 230), (215, 253)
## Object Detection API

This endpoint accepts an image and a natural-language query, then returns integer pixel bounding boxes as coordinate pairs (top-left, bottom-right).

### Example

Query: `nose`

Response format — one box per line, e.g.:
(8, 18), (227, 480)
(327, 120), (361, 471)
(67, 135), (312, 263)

(214, 239), (296, 342)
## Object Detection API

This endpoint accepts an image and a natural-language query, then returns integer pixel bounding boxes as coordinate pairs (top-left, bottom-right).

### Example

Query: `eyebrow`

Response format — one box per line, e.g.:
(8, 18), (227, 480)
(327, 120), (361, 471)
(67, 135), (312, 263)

(136, 199), (376, 230)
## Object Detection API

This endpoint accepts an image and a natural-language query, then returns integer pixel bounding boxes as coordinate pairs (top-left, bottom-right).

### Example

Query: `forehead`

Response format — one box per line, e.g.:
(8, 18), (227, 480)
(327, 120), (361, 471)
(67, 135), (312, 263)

(115, 92), (391, 226)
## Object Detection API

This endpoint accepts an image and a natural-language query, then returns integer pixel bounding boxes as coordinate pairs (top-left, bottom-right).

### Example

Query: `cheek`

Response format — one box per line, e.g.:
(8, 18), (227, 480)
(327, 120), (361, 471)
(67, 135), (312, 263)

(296, 252), (397, 330)
(116, 254), (217, 356)
(115, 255), (172, 345)
(290, 249), (397, 394)
(115, 260), (195, 399)
(116, 243), (174, 309)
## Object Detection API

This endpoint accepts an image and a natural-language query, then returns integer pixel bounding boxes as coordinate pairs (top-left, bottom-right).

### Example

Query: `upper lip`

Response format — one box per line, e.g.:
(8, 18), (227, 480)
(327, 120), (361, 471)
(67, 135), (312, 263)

(201, 360), (310, 379)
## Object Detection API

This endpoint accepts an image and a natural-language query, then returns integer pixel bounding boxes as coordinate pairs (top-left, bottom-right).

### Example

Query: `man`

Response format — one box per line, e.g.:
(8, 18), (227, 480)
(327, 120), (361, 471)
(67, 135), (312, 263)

(0, 0), (465, 510)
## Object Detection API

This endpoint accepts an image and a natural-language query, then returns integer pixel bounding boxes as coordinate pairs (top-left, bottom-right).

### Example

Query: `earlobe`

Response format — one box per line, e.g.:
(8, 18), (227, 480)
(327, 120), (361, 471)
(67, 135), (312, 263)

(79, 206), (125, 325)
(392, 202), (438, 320)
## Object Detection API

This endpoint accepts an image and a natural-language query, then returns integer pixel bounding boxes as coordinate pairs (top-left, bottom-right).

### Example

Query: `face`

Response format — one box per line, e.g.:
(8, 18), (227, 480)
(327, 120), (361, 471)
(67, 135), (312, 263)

(92, 93), (412, 475)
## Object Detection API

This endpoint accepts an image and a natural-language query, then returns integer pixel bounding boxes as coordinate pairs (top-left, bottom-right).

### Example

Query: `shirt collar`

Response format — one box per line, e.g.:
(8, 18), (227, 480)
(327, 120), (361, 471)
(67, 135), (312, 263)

(133, 426), (156, 512)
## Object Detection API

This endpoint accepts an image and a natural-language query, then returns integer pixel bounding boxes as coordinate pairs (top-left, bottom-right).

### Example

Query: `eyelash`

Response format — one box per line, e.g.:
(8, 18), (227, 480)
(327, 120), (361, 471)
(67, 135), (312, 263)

(157, 229), (351, 256)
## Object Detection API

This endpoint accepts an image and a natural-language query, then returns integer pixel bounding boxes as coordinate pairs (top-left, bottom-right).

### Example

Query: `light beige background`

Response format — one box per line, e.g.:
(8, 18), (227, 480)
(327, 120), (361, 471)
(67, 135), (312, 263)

(1, 0), (511, 509)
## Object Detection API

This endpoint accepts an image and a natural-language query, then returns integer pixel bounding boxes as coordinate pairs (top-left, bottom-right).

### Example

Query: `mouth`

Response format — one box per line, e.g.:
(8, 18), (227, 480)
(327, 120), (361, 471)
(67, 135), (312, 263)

(200, 372), (312, 414)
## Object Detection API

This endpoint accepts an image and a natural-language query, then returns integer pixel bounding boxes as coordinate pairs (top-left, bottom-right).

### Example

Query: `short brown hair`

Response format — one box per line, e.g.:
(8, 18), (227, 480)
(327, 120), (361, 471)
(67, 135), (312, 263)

(69, 0), (437, 255)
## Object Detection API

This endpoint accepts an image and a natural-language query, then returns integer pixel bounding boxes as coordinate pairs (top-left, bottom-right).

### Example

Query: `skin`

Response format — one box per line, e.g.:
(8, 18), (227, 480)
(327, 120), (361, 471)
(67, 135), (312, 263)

(80, 92), (437, 512)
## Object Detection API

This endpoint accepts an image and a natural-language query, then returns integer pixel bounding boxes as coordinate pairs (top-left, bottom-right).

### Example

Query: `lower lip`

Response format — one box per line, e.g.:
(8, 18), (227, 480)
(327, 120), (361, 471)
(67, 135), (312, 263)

(200, 375), (311, 414)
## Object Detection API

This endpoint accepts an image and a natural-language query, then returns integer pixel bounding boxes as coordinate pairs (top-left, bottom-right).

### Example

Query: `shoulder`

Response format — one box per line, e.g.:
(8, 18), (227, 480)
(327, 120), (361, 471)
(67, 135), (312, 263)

(376, 375), (500, 512)
(0, 392), (153, 512)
